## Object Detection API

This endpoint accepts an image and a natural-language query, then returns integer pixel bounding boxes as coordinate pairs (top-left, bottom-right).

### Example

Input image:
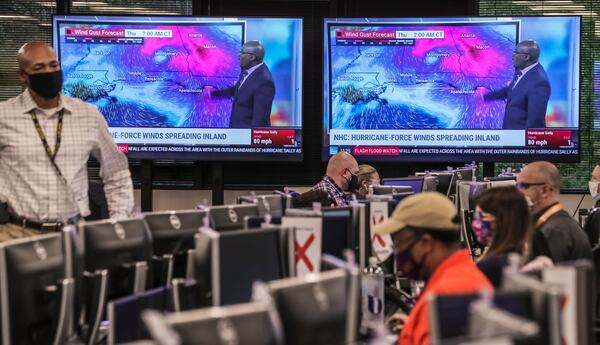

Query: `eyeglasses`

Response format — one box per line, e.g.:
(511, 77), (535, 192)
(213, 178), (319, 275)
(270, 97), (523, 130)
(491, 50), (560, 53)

(516, 182), (546, 190)
(513, 51), (529, 56)
(391, 232), (422, 253)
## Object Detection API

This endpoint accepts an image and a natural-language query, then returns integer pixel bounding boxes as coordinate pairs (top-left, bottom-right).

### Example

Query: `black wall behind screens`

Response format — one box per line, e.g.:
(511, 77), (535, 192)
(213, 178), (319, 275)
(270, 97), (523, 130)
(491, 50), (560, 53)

(89, 0), (477, 192)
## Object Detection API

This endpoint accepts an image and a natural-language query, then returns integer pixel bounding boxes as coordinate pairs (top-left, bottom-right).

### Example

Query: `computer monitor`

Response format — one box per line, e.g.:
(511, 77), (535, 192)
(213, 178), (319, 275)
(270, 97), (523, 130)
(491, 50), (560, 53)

(239, 194), (285, 218)
(381, 177), (424, 192)
(502, 272), (563, 345)
(108, 286), (172, 345)
(194, 227), (290, 306)
(144, 209), (206, 256)
(434, 173), (454, 196)
(143, 209), (207, 283)
(422, 175), (438, 192)
(372, 185), (412, 195)
(446, 169), (476, 197)
(244, 215), (282, 229)
(0, 233), (75, 345)
(80, 218), (153, 301)
(428, 290), (534, 343)
(468, 303), (540, 345)
(541, 261), (595, 345)
(148, 302), (281, 345)
(456, 168), (476, 183)
(321, 207), (354, 261)
(486, 176), (517, 189)
(457, 181), (491, 212)
(263, 269), (353, 345)
(208, 204), (259, 231)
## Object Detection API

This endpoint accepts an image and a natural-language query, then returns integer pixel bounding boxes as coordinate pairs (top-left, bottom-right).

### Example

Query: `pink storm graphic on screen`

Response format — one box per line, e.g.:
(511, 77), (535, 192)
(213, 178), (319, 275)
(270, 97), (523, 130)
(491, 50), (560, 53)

(411, 27), (509, 78)
(140, 26), (236, 76)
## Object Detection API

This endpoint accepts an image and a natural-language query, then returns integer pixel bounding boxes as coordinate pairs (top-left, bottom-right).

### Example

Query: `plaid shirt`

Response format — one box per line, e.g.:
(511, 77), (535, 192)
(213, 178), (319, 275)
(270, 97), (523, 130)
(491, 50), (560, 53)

(312, 175), (348, 207)
(0, 89), (134, 222)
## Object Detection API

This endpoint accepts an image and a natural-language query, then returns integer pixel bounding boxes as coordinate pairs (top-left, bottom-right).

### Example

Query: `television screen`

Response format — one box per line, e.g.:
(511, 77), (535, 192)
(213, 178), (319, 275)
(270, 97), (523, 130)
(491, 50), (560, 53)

(323, 16), (580, 162)
(53, 15), (303, 161)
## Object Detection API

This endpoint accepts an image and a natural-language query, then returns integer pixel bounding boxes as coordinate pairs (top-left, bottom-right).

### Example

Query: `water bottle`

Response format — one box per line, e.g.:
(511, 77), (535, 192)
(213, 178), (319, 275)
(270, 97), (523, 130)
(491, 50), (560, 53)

(362, 257), (385, 331)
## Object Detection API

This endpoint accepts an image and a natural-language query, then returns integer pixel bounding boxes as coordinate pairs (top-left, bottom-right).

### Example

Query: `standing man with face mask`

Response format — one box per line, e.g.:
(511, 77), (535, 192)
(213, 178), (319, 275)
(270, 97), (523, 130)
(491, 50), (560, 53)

(311, 152), (359, 207)
(375, 192), (492, 345)
(517, 161), (592, 263)
(203, 40), (275, 128)
(0, 42), (134, 241)
(483, 40), (551, 129)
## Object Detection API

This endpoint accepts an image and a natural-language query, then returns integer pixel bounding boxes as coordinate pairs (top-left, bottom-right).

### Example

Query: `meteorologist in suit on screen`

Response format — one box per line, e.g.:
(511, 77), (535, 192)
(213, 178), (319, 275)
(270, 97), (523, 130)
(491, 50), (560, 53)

(483, 40), (551, 129)
(204, 40), (275, 128)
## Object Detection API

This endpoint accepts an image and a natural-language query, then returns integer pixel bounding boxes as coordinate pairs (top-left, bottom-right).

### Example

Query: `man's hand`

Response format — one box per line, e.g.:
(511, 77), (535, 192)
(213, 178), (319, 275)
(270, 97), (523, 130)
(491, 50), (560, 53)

(201, 85), (215, 101)
(386, 311), (408, 333)
(474, 86), (487, 101)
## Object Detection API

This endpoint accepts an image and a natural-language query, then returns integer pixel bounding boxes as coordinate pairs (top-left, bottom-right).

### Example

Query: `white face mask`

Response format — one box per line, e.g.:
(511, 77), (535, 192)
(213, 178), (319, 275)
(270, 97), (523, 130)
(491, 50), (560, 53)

(589, 181), (600, 200)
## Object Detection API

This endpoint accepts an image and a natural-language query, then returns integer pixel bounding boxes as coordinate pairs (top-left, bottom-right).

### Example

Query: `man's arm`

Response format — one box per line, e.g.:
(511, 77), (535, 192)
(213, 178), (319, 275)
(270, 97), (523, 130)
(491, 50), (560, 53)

(251, 81), (275, 127)
(209, 85), (236, 98)
(91, 110), (134, 219)
(525, 81), (551, 128)
(483, 86), (509, 101)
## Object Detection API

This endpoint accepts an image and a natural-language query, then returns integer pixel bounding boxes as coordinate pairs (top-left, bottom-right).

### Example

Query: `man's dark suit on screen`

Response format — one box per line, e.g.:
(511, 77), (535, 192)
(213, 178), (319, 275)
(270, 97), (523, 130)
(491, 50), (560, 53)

(484, 63), (551, 129)
(215, 64), (275, 128)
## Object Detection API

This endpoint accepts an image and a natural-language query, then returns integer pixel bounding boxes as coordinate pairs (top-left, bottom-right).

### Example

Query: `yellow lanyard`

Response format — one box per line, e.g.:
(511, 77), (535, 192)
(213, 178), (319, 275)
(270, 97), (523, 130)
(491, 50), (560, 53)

(535, 204), (562, 229)
(29, 109), (64, 161)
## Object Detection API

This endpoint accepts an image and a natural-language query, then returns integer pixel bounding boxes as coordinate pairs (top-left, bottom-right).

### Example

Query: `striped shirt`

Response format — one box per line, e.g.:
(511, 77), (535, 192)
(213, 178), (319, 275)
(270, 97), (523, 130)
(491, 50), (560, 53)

(0, 89), (134, 222)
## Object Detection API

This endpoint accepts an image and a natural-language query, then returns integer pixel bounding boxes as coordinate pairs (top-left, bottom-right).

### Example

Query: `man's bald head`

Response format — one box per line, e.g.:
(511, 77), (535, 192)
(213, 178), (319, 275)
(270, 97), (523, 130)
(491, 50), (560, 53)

(522, 161), (561, 191)
(326, 152), (359, 191)
(239, 40), (265, 69)
(16, 41), (62, 104)
(241, 40), (265, 62)
(513, 40), (540, 70)
(327, 152), (357, 175)
(17, 41), (57, 71)
(516, 40), (540, 62)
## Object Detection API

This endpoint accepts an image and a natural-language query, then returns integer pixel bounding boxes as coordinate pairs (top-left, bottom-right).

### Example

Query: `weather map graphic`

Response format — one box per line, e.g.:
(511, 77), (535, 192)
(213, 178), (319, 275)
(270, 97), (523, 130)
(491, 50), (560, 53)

(58, 22), (244, 128)
(328, 22), (519, 130)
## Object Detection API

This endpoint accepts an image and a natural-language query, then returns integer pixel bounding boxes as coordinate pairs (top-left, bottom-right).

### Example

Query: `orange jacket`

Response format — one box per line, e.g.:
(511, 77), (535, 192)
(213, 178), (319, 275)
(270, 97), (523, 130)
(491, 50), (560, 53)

(398, 249), (493, 345)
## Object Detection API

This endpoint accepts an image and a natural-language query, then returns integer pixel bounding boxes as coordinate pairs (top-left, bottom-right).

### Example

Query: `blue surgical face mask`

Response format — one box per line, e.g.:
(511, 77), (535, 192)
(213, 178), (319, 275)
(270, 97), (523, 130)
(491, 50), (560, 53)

(471, 212), (493, 245)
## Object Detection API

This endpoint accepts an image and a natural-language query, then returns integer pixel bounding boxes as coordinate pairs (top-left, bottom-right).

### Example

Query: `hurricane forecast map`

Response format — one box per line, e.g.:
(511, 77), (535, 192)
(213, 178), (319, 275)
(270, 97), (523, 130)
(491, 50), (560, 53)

(328, 22), (519, 130)
(57, 22), (244, 128)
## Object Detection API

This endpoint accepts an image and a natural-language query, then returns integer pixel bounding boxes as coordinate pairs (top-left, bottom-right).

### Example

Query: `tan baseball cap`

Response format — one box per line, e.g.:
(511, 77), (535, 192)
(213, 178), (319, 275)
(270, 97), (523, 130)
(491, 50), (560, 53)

(374, 192), (459, 235)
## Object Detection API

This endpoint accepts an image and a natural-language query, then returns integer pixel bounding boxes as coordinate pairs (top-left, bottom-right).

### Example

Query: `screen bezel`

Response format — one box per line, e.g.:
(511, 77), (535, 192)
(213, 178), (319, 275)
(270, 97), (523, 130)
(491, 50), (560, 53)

(321, 15), (582, 163)
(52, 14), (304, 162)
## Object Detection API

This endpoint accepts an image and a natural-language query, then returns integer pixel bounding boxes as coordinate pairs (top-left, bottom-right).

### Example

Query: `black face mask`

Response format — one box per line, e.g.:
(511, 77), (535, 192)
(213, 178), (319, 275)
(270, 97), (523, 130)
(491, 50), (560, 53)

(347, 172), (359, 192)
(27, 70), (63, 99)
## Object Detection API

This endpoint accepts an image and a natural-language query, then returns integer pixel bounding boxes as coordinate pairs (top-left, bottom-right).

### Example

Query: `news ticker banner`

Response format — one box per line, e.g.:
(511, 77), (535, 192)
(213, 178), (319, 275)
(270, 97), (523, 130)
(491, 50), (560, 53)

(110, 127), (298, 147)
(329, 129), (577, 148)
